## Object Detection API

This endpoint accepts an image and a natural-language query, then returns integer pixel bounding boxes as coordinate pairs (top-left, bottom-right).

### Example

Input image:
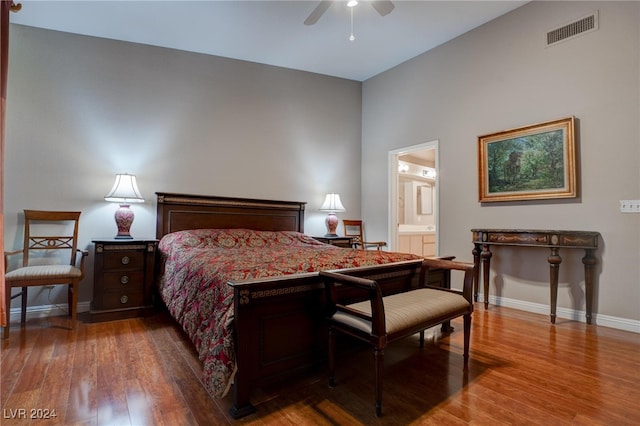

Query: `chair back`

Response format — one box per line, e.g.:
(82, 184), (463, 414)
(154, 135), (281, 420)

(343, 219), (386, 250)
(22, 210), (81, 268)
(343, 219), (364, 247)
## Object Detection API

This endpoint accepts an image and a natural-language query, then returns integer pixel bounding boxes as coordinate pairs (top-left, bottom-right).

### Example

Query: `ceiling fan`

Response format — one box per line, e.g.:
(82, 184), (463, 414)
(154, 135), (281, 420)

(304, 0), (395, 26)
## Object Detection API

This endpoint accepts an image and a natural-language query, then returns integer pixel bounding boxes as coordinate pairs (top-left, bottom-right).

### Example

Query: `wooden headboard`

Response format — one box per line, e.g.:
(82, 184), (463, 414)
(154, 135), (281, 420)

(155, 192), (306, 239)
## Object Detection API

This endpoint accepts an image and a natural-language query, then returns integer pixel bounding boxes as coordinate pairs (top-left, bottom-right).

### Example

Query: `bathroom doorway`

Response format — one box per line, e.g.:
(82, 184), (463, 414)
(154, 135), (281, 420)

(388, 141), (438, 256)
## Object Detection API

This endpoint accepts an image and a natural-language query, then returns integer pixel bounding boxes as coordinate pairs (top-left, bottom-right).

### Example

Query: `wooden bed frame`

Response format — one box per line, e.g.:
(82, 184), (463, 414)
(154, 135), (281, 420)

(155, 192), (425, 419)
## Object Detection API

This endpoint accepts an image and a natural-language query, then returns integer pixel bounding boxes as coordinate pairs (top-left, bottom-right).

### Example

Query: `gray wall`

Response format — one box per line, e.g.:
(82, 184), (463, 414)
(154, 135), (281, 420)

(362, 1), (639, 327)
(5, 25), (362, 309)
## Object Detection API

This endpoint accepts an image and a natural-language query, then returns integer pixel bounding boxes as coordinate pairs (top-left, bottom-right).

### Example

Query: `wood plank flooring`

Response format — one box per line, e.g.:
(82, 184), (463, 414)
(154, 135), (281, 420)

(2, 304), (639, 425)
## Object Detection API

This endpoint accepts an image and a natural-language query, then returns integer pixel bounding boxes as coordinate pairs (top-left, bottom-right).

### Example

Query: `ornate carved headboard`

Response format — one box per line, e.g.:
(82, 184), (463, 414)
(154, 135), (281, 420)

(155, 192), (306, 239)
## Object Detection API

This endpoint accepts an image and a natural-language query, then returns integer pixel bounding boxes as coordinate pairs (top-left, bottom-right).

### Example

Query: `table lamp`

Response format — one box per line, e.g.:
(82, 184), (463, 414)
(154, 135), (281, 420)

(104, 173), (144, 239)
(319, 193), (345, 237)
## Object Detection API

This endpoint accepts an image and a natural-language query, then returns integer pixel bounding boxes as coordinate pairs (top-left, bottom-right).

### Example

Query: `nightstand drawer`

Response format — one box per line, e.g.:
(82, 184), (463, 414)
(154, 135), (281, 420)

(100, 291), (145, 310)
(102, 251), (145, 271)
(102, 271), (144, 290)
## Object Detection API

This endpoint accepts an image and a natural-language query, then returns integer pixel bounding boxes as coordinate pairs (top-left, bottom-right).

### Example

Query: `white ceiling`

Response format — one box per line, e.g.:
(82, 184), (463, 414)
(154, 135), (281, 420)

(9, 0), (527, 81)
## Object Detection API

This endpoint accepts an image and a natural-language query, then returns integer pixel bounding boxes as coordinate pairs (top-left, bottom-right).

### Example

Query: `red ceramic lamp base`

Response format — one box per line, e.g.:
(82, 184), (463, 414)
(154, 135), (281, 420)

(325, 212), (339, 237)
(114, 204), (134, 239)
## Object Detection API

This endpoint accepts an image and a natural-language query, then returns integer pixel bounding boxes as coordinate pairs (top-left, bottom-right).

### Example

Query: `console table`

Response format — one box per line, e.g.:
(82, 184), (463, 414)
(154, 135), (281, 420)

(471, 229), (599, 324)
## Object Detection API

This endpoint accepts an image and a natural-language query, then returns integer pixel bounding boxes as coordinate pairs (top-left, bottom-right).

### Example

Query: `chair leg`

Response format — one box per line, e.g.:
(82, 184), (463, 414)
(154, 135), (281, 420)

(69, 282), (78, 328)
(3, 282), (11, 339)
(419, 330), (425, 348)
(463, 313), (471, 370)
(68, 284), (72, 318)
(374, 347), (384, 417)
(328, 327), (336, 388)
(20, 287), (27, 325)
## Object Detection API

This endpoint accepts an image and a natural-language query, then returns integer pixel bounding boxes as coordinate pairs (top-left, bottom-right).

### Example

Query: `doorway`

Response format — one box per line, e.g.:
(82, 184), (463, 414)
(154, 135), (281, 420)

(388, 141), (439, 255)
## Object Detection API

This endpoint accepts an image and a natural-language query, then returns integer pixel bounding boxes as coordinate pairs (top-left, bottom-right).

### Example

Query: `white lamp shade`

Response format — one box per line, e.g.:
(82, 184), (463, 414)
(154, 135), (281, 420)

(104, 173), (144, 203)
(319, 193), (345, 212)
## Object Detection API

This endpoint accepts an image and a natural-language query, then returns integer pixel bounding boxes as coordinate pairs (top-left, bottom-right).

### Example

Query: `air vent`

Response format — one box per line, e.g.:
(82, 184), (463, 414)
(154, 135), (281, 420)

(546, 11), (598, 46)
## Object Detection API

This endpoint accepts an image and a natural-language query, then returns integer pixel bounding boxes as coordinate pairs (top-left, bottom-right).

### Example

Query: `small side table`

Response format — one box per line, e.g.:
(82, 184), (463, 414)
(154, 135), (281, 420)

(312, 236), (353, 248)
(90, 238), (158, 322)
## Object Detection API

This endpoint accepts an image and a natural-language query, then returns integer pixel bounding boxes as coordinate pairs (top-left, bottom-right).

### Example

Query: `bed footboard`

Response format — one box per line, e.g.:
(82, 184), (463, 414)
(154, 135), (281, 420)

(228, 259), (423, 418)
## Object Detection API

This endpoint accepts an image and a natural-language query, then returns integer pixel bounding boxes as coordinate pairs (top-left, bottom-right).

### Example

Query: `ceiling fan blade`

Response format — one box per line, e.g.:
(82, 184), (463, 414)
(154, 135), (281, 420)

(304, 1), (332, 26)
(370, 0), (395, 17)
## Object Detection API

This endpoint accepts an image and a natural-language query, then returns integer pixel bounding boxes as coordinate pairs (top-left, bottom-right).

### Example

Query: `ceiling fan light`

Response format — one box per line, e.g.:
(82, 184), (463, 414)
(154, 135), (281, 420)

(347, 0), (358, 8)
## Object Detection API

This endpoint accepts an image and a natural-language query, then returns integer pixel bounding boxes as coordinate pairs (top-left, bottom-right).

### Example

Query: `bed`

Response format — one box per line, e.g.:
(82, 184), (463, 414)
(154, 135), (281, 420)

(155, 192), (426, 418)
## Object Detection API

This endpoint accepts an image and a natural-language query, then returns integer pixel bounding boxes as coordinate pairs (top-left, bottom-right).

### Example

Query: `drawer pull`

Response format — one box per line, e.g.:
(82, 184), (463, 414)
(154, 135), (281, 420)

(120, 295), (129, 304)
(121, 256), (130, 265)
(120, 275), (129, 285)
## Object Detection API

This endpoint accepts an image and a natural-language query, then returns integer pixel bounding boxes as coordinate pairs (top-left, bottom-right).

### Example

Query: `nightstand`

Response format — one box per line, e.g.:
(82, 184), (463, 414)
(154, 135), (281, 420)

(312, 236), (353, 248)
(90, 239), (158, 322)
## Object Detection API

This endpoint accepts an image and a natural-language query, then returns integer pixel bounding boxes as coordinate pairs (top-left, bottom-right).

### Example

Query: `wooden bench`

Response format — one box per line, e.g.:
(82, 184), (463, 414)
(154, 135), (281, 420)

(320, 257), (475, 417)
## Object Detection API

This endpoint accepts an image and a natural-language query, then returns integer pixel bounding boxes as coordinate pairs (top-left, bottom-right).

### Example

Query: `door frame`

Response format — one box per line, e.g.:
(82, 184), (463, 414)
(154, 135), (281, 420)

(388, 140), (439, 254)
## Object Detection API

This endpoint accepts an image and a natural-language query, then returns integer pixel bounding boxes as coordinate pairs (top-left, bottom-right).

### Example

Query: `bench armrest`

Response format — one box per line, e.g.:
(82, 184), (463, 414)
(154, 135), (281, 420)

(422, 258), (475, 303)
(320, 271), (379, 291)
(320, 271), (386, 336)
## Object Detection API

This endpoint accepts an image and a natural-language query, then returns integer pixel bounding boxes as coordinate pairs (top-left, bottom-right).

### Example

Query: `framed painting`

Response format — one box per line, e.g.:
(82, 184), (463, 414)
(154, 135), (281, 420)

(478, 116), (576, 202)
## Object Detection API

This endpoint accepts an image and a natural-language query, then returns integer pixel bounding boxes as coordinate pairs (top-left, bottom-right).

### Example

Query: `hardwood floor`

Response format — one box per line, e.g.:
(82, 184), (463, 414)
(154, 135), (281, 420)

(2, 305), (639, 425)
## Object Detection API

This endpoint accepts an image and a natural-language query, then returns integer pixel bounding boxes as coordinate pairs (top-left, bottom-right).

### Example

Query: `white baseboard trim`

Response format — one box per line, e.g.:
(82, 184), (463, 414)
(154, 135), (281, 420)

(9, 298), (640, 334)
(486, 294), (640, 333)
(8, 301), (91, 322)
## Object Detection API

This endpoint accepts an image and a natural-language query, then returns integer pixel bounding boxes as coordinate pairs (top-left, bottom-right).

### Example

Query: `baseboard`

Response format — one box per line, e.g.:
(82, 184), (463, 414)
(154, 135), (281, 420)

(8, 301), (91, 322)
(486, 294), (640, 333)
(10, 298), (640, 334)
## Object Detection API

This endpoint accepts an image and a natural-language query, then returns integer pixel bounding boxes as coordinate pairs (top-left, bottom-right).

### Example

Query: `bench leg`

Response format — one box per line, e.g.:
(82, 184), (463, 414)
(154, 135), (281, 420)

(463, 313), (471, 370)
(328, 327), (336, 388)
(374, 347), (384, 417)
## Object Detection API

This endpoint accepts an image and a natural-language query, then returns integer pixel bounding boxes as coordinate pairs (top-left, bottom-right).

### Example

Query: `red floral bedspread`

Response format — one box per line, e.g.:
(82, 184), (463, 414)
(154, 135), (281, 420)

(157, 228), (420, 398)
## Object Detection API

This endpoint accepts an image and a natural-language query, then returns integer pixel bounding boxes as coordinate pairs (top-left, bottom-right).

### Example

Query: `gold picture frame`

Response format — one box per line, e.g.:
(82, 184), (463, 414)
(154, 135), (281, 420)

(478, 117), (576, 202)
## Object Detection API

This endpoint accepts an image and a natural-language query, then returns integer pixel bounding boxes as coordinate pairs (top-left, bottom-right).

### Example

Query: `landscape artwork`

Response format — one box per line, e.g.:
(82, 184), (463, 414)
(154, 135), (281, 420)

(478, 117), (576, 202)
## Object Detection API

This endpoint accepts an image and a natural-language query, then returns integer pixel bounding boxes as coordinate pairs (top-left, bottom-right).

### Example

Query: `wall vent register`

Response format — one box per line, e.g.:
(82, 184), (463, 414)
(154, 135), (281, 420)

(546, 11), (598, 46)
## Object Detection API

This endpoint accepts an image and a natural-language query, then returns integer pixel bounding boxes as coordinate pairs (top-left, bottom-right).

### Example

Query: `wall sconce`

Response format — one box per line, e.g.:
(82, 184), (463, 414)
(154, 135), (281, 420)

(104, 173), (144, 239)
(319, 193), (346, 237)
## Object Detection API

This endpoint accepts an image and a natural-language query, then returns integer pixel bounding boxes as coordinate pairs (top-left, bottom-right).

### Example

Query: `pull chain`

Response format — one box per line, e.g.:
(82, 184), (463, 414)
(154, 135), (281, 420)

(349, 6), (355, 41)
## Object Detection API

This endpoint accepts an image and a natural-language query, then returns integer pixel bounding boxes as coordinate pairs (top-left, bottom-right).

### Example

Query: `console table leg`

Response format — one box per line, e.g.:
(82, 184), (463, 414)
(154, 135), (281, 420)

(481, 245), (492, 309)
(547, 248), (562, 324)
(472, 243), (481, 302)
(583, 249), (596, 325)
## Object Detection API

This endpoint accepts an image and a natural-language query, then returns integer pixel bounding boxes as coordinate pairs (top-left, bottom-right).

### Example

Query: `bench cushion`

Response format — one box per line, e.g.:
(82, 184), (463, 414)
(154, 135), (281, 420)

(332, 288), (470, 335)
